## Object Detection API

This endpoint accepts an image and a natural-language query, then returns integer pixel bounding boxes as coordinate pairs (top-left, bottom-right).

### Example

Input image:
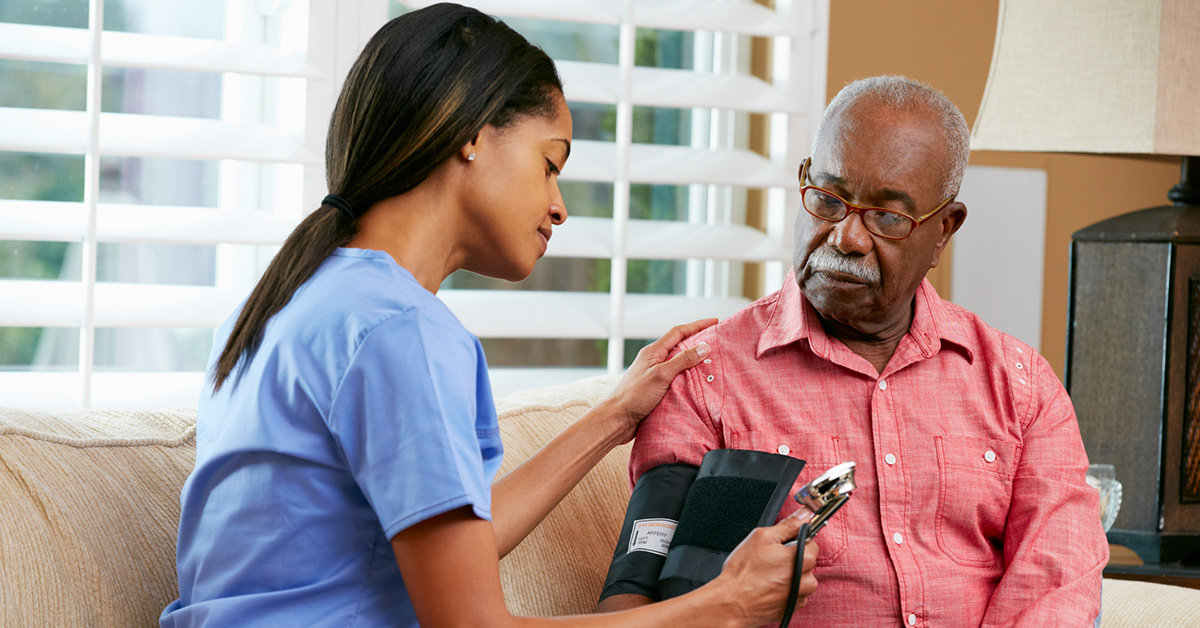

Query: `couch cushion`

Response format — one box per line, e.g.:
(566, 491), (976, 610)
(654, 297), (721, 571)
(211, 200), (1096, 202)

(1100, 577), (1200, 627)
(495, 374), (626, 617)
(0, 376), (624, 624)
(0, 407), (196, 627)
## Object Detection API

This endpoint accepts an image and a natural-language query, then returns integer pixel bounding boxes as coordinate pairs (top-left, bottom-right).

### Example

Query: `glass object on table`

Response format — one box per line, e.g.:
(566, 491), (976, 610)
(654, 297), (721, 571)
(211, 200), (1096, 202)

(1086, 463), (1123, 532)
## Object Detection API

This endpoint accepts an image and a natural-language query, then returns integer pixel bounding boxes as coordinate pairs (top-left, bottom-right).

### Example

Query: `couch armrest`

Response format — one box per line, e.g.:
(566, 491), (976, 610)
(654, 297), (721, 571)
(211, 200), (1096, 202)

(495, 375), (626, 617)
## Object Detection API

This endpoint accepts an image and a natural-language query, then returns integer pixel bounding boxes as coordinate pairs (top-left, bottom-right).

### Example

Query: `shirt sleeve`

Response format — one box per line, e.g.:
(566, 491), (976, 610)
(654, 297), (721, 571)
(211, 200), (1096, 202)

(628, 339), (724, 489)
(980, 350), (1108, 627)
(326, 309), (498, 540)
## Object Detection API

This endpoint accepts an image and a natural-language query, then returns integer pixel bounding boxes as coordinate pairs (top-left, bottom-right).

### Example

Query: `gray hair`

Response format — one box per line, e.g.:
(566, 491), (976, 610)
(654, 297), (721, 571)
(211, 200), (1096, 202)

(812, 75), (970, 199)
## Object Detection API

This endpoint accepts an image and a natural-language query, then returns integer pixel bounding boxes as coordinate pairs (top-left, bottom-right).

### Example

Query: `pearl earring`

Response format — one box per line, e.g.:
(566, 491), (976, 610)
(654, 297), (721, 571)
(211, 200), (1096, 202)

(467, 153), (476, 161)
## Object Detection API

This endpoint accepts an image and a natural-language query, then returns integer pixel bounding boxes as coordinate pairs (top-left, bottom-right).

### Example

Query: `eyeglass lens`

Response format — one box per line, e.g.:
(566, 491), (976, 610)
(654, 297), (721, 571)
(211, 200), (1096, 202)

(802, 188), (913, 238)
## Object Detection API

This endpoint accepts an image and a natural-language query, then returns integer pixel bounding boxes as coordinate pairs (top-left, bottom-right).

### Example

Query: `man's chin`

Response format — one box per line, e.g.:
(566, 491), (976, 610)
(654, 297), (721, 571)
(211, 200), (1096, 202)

(802, 278), (873, 314)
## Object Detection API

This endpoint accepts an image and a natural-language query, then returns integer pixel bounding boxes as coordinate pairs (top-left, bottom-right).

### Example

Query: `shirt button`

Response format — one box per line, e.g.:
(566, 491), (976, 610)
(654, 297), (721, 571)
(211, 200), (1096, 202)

(878, 379), (887, 391)
(778, 445), (790, 455)
(885, 453), (896, 465)
(893, 532), (903, 544)
(706, 375), (714, 382)
(703, 358), (712, 364)
(984, 450), (996, 463)
(908, 613), (917, 625)
(1015, 362), (1024, 370)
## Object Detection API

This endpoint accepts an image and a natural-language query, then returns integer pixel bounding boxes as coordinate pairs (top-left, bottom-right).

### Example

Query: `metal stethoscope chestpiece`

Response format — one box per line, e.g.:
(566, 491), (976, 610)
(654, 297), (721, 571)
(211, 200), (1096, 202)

(794, 461), (857, 537)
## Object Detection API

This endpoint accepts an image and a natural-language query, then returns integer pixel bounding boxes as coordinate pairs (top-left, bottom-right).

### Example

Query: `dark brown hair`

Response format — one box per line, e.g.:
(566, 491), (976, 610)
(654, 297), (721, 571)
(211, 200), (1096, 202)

(211, 2), (562, 391)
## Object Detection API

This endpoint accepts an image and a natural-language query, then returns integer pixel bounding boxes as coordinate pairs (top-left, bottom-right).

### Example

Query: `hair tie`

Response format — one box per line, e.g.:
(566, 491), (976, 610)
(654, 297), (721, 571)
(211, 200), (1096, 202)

(323, 194), (357, 220)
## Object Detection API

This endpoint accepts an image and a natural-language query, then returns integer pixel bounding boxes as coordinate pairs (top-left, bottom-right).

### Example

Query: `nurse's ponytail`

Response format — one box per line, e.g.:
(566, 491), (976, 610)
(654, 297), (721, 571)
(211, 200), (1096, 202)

(211, 3), (562, 391)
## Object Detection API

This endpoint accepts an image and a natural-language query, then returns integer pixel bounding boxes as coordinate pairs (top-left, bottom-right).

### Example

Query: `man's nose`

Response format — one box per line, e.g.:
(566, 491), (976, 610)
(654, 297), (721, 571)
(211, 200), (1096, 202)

(828, 210), (873, 255)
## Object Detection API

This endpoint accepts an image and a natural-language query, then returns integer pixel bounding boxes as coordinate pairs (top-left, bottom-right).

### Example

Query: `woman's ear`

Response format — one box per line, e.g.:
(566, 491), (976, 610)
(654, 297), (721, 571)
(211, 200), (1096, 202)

(459, 131), (482, 162)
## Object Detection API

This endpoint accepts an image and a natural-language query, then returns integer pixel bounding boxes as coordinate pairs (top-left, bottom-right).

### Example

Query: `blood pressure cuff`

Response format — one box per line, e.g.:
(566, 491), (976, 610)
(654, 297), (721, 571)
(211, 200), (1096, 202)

(598, 462), (698, 601)
(597, 449), (804, 602)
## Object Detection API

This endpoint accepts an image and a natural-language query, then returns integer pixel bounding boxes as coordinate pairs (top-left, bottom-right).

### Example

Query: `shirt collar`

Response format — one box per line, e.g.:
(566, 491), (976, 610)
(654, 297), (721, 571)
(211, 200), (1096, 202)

(757, 276), (975, 364)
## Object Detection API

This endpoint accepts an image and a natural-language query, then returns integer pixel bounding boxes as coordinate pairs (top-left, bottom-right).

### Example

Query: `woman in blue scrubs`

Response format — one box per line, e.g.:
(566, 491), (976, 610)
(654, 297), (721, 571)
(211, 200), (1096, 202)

(161, 4), (816, 627)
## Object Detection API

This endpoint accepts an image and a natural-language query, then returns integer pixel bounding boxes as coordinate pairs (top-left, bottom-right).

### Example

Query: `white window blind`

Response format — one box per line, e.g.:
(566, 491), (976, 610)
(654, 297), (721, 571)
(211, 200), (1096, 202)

(396, 0), (829, 395)
(0, 0), (321, 408)
(0, 0), (828, 408)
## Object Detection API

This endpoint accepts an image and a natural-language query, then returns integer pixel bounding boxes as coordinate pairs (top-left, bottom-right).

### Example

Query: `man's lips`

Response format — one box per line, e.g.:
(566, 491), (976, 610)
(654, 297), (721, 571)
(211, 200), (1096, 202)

(811, 268), (870, 285)
(538, 227), (552, 247)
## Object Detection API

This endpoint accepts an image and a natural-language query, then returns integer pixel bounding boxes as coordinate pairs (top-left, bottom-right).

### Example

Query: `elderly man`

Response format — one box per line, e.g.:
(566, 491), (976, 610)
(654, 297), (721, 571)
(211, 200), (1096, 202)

(596, 76), (1107, 626)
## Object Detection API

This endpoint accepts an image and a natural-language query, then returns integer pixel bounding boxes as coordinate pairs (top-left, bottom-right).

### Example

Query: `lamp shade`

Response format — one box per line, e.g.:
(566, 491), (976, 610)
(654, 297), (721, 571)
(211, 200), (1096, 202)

(971, 0), (1200, 155)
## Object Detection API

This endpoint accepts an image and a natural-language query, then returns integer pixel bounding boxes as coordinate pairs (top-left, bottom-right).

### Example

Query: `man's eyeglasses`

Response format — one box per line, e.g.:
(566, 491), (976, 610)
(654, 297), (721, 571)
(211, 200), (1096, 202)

(798, 158), (955, 240)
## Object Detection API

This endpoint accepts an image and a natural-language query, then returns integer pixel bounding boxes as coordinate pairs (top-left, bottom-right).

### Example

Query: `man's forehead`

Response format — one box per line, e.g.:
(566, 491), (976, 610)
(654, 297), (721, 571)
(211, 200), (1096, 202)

(811, 108), (947, 200)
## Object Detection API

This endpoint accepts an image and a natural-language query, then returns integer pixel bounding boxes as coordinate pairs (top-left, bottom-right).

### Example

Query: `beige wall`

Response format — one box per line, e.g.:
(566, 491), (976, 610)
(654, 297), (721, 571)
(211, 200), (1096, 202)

(826, 0), (1180, 377)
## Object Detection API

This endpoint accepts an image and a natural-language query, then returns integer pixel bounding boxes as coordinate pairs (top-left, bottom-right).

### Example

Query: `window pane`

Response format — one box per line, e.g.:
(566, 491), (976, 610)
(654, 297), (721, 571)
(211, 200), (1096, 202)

(483, 338), (662, 369)
(103, 67), (222, 118)
(569, 102), (615, 142)
(0, 60), (86, 111)
(0, 0), (226, 35)
(632, 106), (693, 146)
(0, 0), (87, 28)
(104, 0), (224, 39)
(387, 4), (618, 64)
(0, 327), (78, 370)
(503, 18), (618, 64)
(96, 243), (216, 285)
(94, 326), (213, 371)
(481, 338), (605, 368)
(635, 28), (695, 69)
(623, 338), (654, 368)
(630, 184), (687, 221)
(0, 241), (80, 281)
(99, 156), (219, 207)
(561, 181), (612, 219)
(626, 259), (688, 295)
(0, 152), (84, 202)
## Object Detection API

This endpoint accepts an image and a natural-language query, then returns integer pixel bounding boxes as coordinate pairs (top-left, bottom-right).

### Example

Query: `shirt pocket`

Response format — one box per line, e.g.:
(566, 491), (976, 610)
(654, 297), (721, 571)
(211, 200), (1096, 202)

(933, 434), (1016, 567)
(734, 432), (849, 566)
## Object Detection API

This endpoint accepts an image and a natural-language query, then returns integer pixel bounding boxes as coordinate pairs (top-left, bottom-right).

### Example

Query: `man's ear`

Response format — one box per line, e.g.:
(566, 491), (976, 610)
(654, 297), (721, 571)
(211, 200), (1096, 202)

(929, 201), (967, 269)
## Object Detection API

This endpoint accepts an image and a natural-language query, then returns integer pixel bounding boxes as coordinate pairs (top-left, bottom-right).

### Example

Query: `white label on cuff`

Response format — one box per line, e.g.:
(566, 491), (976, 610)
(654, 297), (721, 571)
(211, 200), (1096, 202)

(629, 518), (678, 556)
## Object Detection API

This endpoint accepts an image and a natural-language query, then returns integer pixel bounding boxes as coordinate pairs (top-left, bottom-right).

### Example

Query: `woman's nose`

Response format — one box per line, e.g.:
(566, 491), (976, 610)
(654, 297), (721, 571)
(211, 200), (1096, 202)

(549, 186), (567, 225)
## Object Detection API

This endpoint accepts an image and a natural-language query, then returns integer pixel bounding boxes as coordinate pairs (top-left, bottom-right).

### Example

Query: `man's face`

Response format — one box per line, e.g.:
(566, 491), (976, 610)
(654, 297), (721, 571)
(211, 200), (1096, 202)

(793, 100), (965, 335)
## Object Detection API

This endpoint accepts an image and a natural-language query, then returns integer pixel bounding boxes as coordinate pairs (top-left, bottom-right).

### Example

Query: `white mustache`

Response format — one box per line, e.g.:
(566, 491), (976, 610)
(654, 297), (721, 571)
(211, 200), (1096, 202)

(807, 248), (880, 284)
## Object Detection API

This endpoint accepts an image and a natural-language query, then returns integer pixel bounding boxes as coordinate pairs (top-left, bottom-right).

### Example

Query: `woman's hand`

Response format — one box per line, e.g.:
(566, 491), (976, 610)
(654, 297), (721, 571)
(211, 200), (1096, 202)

(604, 318), (717, 444)
(712, 509), (820, 626)
(490, 321), (713, 557)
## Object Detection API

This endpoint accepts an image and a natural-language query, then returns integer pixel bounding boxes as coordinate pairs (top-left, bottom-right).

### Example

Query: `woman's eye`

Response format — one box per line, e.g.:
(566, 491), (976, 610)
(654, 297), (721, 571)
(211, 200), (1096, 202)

(545, 159), (560, 177)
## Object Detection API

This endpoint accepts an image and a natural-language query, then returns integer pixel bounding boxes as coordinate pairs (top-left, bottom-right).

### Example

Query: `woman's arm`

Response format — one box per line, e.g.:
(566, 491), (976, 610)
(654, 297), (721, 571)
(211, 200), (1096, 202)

(490, 319), (715, 557)
(392, 506), (817, 628)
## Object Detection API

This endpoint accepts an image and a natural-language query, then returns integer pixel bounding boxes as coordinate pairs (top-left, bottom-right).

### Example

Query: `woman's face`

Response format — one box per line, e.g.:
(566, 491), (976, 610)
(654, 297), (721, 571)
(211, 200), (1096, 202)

(460, 92), (573, 282)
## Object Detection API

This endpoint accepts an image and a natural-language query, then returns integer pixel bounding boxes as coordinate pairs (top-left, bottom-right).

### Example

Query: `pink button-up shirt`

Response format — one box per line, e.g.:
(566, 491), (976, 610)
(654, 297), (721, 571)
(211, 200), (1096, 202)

(630, 278), (1107, 627)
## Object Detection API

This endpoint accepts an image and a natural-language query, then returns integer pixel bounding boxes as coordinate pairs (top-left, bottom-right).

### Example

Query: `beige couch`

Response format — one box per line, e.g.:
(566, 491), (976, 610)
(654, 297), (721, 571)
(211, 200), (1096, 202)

(2, 375), (1197, 626)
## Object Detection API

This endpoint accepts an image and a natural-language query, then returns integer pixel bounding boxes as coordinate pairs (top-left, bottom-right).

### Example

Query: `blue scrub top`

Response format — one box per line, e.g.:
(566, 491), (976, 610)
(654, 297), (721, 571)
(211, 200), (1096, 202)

(161, 248), (503, 627)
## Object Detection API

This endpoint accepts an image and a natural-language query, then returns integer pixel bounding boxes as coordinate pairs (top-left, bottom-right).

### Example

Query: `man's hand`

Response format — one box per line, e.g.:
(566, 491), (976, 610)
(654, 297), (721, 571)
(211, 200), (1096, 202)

(604, 318), (716, 444)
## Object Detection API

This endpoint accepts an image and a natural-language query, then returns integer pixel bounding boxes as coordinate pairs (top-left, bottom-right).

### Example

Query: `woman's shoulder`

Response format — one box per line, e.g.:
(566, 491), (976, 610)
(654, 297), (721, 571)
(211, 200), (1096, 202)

(321, 248), (453, 313)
